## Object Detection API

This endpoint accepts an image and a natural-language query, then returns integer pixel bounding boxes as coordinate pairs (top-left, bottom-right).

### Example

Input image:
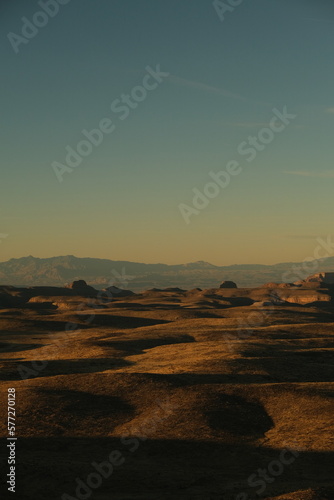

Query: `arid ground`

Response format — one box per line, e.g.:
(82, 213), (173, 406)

(0, 282), (333, 500)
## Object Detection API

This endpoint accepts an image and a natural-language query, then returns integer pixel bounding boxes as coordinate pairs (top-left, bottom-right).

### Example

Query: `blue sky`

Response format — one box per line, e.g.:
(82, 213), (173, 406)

(1, 0), (334, 265)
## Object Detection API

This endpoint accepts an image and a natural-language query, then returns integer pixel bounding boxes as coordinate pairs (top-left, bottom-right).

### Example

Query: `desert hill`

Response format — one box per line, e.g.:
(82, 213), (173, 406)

(0, 277), (333, 499)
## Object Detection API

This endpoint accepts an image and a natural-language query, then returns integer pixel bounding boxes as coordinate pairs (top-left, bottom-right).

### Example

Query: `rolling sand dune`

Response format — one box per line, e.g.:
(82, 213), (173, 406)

(0, 280), (333, 499)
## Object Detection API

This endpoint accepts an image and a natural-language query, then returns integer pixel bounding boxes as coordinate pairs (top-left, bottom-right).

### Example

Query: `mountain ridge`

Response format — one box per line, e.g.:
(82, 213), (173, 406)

(1, 255), (334, 291)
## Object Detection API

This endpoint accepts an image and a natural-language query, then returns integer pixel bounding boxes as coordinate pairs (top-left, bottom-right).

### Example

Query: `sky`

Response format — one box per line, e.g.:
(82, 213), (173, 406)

(1, 0), (334, 266)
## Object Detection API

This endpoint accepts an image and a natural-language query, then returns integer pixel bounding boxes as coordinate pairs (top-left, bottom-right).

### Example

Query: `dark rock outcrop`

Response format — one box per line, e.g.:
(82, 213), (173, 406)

(220, 281), (237, 289)
(103, 286), (135, 298)
(66, 280), (97, 296)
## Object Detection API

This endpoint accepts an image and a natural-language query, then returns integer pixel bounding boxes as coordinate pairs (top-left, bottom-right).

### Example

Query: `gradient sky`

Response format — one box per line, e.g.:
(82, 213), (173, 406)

(1, 0), (334, 265)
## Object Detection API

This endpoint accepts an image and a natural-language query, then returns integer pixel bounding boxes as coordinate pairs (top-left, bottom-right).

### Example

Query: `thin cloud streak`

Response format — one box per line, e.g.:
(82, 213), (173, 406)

(284, 170), (334, 178)
(168, 75), (271, 105)
(303, 17), (334, 24)
(228, 122), (271, 128)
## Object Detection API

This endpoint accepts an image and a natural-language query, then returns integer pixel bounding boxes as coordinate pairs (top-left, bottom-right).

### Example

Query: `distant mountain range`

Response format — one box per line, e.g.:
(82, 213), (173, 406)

(0, 255), (334, 291)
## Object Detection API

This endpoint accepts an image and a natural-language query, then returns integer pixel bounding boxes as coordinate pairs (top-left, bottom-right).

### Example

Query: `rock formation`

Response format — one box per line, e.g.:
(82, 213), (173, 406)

(103, 285), (135, 297)
(220, 280), (237, 289)
(66, 280), (97, 296)
(298, 272), (334, 285)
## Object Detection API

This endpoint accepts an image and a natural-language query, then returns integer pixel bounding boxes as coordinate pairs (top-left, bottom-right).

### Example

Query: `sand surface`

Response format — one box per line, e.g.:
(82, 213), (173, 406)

(0, 285), (333, 499)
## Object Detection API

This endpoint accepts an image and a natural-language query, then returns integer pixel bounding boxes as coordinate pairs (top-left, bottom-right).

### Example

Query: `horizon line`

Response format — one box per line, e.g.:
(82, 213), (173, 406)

(0, 253), (333, 269)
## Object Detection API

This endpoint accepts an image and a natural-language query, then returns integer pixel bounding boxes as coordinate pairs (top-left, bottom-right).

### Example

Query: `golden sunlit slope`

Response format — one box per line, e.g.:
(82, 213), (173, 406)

(0, 285), (333, 499)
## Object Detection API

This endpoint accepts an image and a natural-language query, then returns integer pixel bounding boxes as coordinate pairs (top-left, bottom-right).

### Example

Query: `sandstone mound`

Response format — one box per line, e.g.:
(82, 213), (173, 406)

(306, 272), (334, 284)
(220, 280), (237, 289)
(65, 279), (97, 296)
(263, 282), (280, 288)
(295, 272), (334, 287)
(104, 285), (135, 297)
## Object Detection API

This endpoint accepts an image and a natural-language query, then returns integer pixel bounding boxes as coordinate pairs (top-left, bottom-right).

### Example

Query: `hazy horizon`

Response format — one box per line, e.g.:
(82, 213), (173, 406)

(0, 249), (333, 269)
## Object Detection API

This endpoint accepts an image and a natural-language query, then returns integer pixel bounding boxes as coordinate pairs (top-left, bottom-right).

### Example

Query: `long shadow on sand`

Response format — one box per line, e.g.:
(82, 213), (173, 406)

(96, 335), (195, 356)
(8, 436), (334, 500)
(36, 388), (135, 418)
(0, 342), (42, 353)
(0, 357), (133, 380)
(205, 393), (274, 438)
(80, 314), (172, 328)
